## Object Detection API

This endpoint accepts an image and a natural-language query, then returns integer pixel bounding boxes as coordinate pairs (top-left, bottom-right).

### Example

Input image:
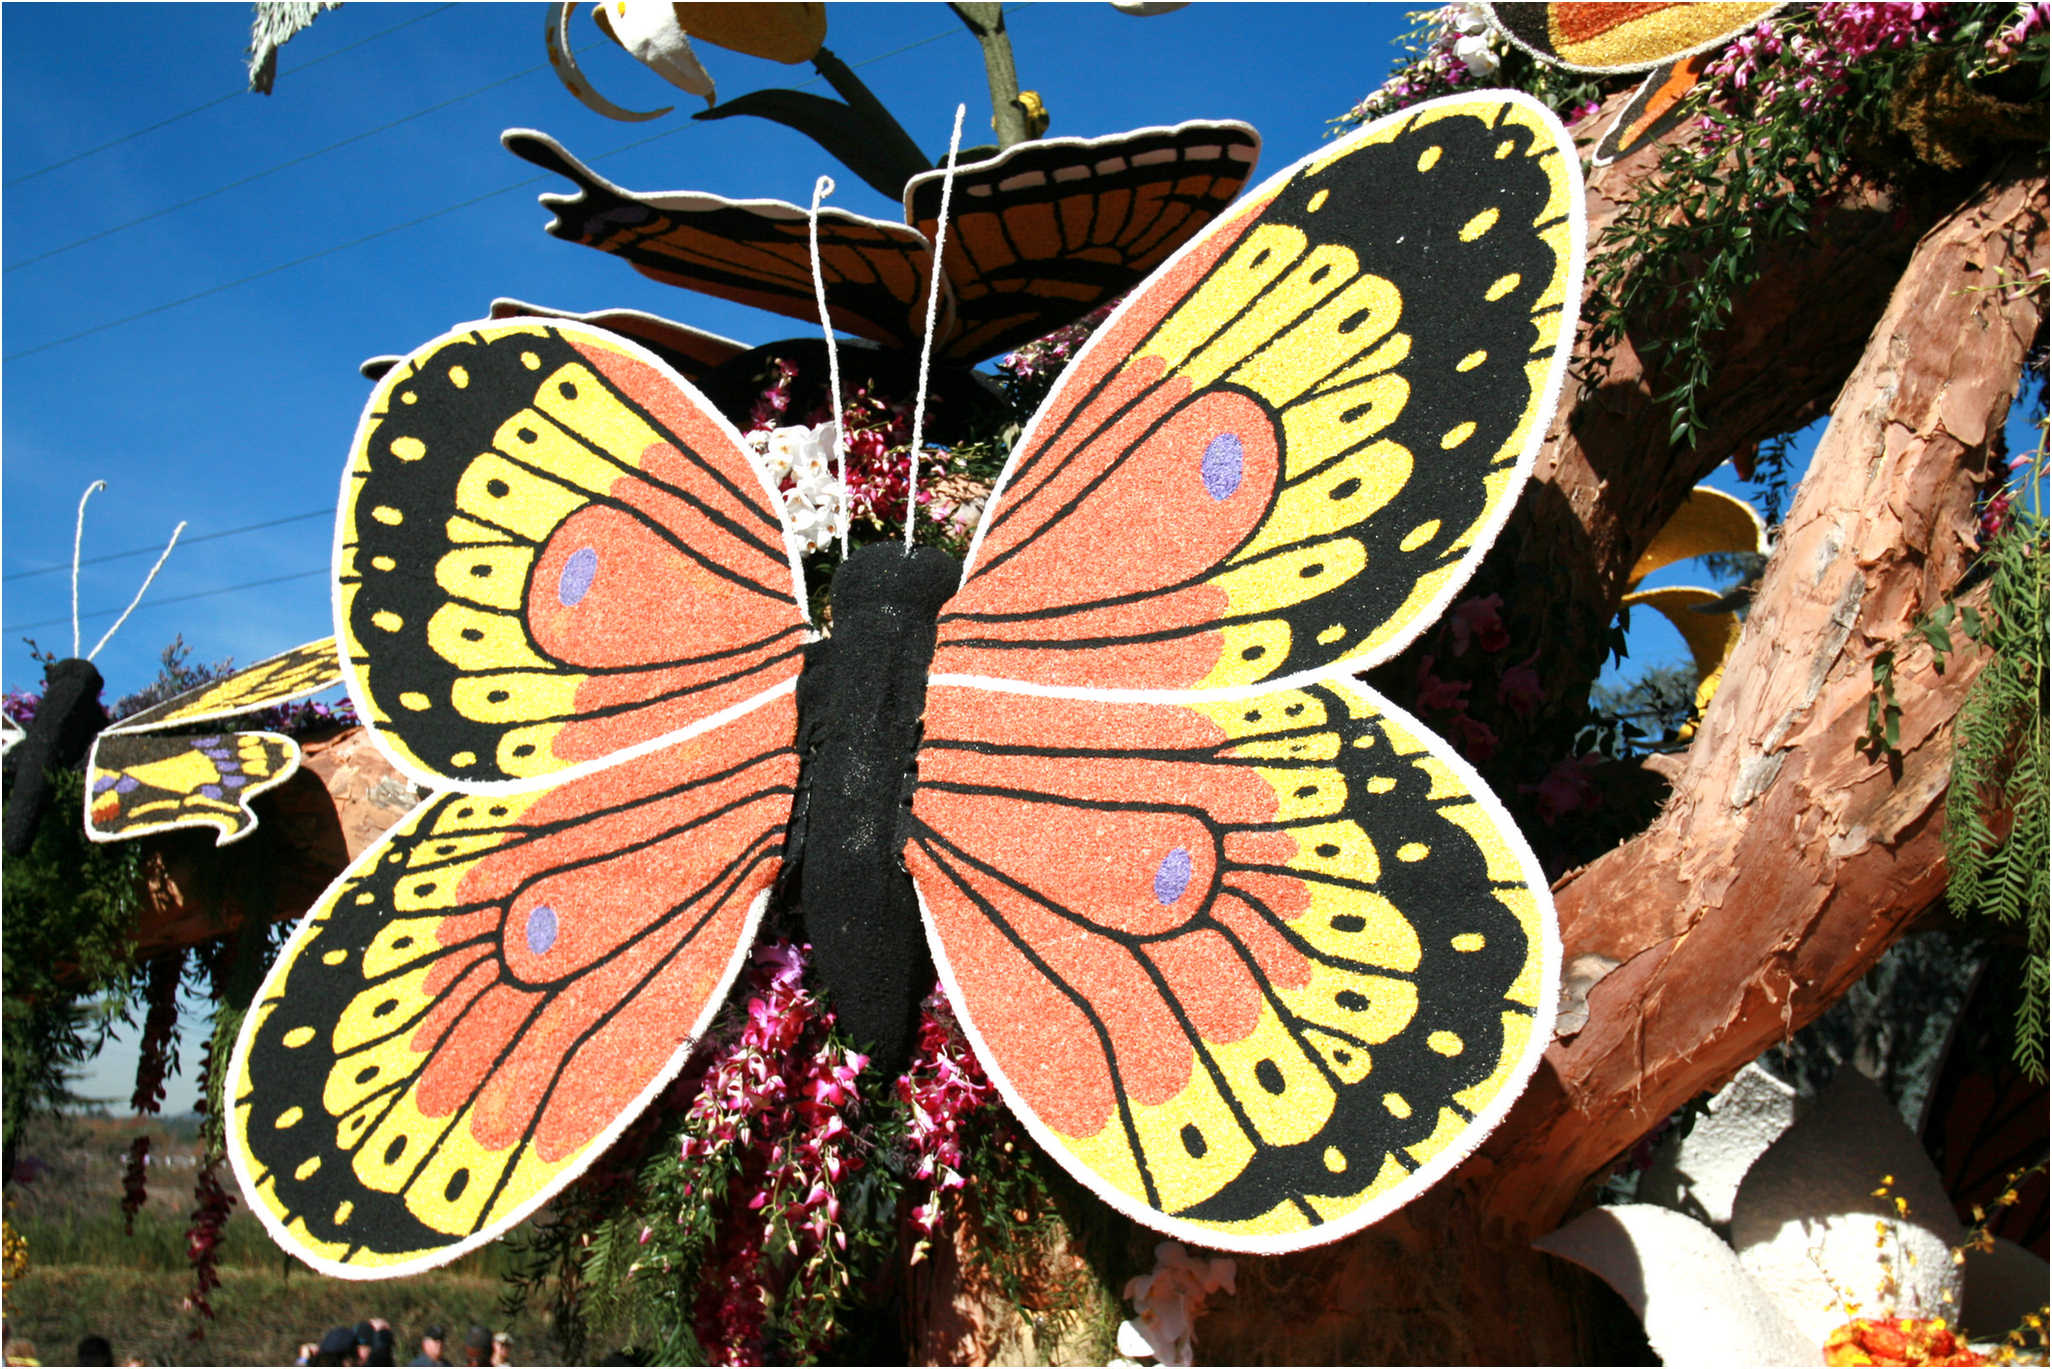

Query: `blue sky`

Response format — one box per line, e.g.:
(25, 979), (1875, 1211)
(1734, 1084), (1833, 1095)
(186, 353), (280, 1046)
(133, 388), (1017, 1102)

(6, 1), (1437, 1113)
(4, 2), (1425, 699)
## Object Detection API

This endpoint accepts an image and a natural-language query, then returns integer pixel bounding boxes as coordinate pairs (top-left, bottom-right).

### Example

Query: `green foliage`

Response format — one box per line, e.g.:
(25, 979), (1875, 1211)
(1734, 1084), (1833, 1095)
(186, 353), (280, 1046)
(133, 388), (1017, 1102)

(1941, 465), (2049, 1080)
(2, 768), (144, 1156)
(1582, 4), (2046, 450)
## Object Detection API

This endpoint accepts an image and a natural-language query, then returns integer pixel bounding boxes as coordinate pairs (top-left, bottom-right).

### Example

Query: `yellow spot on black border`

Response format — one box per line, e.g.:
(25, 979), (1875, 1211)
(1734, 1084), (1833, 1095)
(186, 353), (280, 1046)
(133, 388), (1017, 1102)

(1486, 273), (1521, 302)
(1307, 187), (1330, 213)
(1417, 145), (1443, 172)
(1452, 932), (1486, 952)
(1401, 520), (1440, 552)
(390, 436), (427, 462)
(371, 506), (404, 527)
(1383, 1093), (1413, 1120)
(1397, 842), (1429, 862)
(1459, 208), (1499, 242)
(282, 1027), (315, 1048)
(1457, 349), (1487, 372)
(449, 365), (470, 389)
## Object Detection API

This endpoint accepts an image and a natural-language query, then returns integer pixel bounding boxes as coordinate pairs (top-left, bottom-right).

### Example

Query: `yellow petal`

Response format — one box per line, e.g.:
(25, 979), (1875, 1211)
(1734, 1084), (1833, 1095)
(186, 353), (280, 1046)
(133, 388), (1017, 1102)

(1628, 486), (1765, 589)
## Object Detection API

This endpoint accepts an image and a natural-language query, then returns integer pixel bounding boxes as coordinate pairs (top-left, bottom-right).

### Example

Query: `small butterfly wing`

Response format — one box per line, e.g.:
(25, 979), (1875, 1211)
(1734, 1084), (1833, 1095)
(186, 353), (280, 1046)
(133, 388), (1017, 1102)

(83, 636), (342, 845)
(908, 679), (1556, 1251)
(1485, 2), (1782, 74)
(903, 120), (1262, 365)
(340, 317), (807, 790)
(503, 130), (942, 352)
(226, 692), (800, 1276)
(931, 92), (1583, 693)
(86, 730), (301, 845)
(1590, 54), (1715, 166)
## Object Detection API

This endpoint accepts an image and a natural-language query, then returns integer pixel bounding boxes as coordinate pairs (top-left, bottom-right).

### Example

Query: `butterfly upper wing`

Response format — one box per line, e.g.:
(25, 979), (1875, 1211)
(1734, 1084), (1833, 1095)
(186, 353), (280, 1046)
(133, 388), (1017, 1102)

(503, 129), (943, 353)
(909, 680), (1556, 1250)
(1485, 2), (1783, 74)
(230, 316), (811, 1275)
(909, 92), (1577, 1252)
(901, 120), (1261, 365)
(930, 93), (1582, 694)
(228, 693), (799, 1276)
(339, 317), (808, 790)
(85, 636), (342, 846)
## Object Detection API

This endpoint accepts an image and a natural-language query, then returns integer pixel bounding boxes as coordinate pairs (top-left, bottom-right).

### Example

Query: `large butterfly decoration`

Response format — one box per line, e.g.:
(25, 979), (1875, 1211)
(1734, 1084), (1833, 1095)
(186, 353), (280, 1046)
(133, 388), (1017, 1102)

(1486, 2), (1785, 165)
(225, 89), (1582, 1276)
(500, 116), (1261, 374)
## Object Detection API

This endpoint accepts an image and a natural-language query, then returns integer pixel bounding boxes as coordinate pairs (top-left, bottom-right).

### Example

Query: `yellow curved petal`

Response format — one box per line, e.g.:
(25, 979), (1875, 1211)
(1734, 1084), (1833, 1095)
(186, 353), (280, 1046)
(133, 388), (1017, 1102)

(1628, 487), (1765, 589)
(1619, 585), (1742, 712)
(671, 2), (825, 64)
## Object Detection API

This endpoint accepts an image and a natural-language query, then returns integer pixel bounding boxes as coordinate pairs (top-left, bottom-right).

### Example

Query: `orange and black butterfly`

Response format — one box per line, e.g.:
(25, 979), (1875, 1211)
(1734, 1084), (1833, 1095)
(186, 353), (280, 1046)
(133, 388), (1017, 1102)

(82, 638), (344, 846)
(502, 117), (1262, 369)
(1486, 3), (1784, 165)
(226, 90), (1578, 1275)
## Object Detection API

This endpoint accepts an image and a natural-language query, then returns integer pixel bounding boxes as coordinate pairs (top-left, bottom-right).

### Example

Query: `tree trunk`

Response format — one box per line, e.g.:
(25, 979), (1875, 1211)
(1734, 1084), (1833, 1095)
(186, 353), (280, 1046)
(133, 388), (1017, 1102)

(1189, 162), (2048, 1367)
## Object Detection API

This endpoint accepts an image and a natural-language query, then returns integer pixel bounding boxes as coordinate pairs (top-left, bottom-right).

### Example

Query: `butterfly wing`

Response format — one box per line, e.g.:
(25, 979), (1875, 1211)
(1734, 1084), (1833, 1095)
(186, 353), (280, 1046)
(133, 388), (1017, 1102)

(930, 92), (1583, 693)
(1590, 54), (1715, 166)
(1485, 2), (1782, 73)
(909, 679), (1556, 1251)
(503, 129), (942, 353)
(84, 636), (342, 845)
(901, 120), (1261, 365)
(227, 692), (800, 1276)
(339, 317), (808, 790)
(233, 320), (809, 1274)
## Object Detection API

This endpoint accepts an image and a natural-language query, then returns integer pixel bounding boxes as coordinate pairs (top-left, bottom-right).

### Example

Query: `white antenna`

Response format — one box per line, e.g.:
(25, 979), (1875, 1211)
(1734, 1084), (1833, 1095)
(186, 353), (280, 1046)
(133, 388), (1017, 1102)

(806, 174), (851, 559)
(70, 480), (107, 658)
(87, 520), (186, 662)
(906, 103), (967, 551)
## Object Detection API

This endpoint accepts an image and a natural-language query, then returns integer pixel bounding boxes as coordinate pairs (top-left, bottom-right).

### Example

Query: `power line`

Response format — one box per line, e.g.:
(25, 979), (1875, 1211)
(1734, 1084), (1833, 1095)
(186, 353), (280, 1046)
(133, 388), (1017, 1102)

(2, 14), (982, 364)
(6, 60), (557, 274)
(12, 567), (330, 633)
(5, 508), (332, 583)
(3, 6), (459, 189)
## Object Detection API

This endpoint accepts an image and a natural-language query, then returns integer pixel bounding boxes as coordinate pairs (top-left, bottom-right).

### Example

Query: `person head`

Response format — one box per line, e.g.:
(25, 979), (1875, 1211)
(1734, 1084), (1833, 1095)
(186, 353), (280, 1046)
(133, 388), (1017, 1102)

(367, 1326), (397, 1367)
(490, 1331), (512, 1366)
(314, 1326), (359, 1367)
(417, 1325), (447, 1364)
(76, 1334), (115, 1366)
(355, 1321), (377, 1364)
(463, 1325), (493, 1367)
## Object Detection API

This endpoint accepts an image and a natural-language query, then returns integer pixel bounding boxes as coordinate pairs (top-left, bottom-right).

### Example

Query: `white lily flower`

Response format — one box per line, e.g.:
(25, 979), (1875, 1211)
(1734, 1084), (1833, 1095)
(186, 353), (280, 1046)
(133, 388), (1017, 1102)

(1536, 1068), (2049, 1366)
(1453, 32), (1502, 77)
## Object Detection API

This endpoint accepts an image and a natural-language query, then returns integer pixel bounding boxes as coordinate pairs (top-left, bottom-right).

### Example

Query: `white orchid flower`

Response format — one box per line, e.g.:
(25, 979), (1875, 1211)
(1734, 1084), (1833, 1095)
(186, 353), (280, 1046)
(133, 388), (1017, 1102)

(1113, 1240), (1236, 1366)
(1536, 1067), (2048, 1366)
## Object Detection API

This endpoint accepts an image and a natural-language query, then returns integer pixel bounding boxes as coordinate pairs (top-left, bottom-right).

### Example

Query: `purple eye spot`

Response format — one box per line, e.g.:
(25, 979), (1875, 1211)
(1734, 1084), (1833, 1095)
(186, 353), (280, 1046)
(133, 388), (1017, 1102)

(93, 775), (119, 794)
(1154, 848), (1193, 905)
(525, 904), (558, 956)
(222, 773), (248, 788)
(198, 785), (223, 800)
(558, 547), (598, 607)
(115, 776), (142, 794)
(1201, 433), (1244, 501)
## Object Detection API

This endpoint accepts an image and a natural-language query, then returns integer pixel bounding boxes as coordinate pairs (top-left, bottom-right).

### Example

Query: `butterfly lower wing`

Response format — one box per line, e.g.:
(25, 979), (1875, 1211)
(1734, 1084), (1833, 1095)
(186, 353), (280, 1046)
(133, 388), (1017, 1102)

(903, 120), (1261, 366)
(341, 318), (807, 790)
(932, 93), (1583, 694)
(227, 692), (799, 1276)
(82, 636), (342, 845)
(85, 729), (301, 846)
(1486, 2), (1782, 73)
(908, 680), (1556, 1252)
(503, 130), (940, 352)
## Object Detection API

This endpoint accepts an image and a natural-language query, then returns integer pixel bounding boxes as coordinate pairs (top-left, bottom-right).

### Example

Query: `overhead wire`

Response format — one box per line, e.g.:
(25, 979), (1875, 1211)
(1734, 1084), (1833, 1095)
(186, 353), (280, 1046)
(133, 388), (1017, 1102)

(4, 5), (459, 188)
(6, 507), (333, 582)
(11, 11), (991, 631)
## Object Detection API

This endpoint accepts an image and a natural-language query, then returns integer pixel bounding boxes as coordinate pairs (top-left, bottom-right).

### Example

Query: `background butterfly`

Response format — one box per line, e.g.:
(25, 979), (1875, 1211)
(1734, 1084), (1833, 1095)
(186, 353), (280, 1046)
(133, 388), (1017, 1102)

(227, 89), (1578, 1276)
(1486, 2), (1785, 165)
(501, 117), (1261, 367)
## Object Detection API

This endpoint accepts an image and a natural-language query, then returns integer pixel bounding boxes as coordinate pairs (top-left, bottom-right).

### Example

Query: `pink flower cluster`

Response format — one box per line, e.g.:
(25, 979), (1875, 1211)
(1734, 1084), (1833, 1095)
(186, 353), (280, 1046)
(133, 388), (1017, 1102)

(745, 365), (951, 540)
(1341, 3), (1498, 123)
(1411, 593), (1522, 764)
(677, 941), (871, 1363)
(996, 301), (1117, 393)
(1984, 2), (2047, 64)
(1702, 4), (1955, 122)
(895, 992), (996, 1251)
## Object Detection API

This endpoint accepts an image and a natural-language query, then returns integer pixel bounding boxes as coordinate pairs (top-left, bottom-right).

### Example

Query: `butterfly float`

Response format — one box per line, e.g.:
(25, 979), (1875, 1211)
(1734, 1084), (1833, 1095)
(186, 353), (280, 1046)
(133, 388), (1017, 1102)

(226, 89), (1582, 1275)
(1486, 2), (1785, 165)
